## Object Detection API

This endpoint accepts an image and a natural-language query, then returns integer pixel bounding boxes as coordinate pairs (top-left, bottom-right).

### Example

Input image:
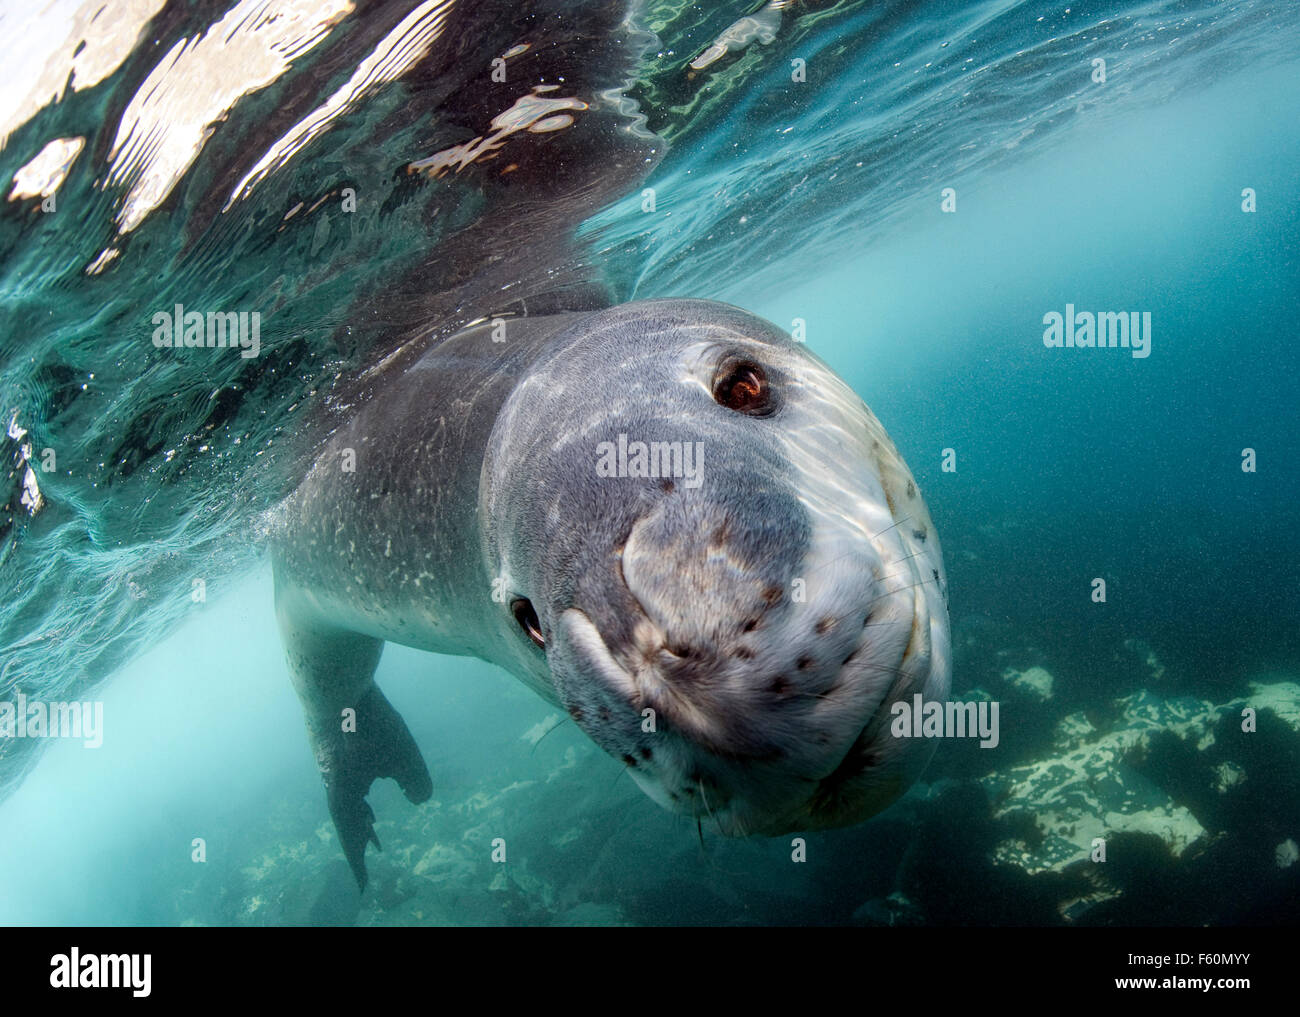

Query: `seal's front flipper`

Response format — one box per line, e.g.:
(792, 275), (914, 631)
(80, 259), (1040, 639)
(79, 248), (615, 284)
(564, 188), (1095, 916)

(275, 600), (432, 890)
(319, 684), (433, 890)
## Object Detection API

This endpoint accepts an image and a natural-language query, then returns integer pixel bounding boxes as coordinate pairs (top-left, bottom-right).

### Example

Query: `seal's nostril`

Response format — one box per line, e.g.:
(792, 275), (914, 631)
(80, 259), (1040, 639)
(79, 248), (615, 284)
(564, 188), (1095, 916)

(712, 357), (773, 416)
(511, 597), (545, 648)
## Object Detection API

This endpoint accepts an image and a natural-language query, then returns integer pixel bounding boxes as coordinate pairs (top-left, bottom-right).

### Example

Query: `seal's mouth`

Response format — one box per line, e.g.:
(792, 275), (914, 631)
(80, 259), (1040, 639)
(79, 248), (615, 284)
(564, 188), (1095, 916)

(555, 604), (915, 834)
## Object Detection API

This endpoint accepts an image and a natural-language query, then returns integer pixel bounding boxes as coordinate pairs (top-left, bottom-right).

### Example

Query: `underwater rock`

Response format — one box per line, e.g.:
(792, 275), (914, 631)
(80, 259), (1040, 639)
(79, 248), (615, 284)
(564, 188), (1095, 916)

(1241, 681), (1300, 734)
(984, 749), (1204, 877)
(982, 682), (1300, 879)
(1001, 665), (1055, 702)
(412, 842), (477, 883)
(1276, 839), (1299, 869)
(1213, 761), (1246, 793)
(1123, 639), (1167, 683)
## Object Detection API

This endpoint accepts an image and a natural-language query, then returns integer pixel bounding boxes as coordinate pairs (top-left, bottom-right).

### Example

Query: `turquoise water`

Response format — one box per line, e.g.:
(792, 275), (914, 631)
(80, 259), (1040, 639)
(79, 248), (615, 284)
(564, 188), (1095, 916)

(1, 0), (1298, 925)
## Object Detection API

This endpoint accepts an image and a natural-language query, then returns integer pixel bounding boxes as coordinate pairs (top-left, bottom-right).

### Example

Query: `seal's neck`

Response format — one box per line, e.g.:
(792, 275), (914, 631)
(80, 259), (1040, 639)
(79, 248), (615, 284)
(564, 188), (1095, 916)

(276, 313), (585, 698)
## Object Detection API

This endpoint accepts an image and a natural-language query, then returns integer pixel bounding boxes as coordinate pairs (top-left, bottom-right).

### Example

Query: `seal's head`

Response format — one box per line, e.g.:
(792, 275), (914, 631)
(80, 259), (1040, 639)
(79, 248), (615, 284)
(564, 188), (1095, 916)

(482, 299), (949, 835)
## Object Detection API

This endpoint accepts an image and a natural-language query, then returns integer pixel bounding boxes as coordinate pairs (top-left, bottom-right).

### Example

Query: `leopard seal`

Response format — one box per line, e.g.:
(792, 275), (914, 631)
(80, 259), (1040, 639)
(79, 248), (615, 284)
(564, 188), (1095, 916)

(272, 298), (950, 888)
(0, 0), (949, 881)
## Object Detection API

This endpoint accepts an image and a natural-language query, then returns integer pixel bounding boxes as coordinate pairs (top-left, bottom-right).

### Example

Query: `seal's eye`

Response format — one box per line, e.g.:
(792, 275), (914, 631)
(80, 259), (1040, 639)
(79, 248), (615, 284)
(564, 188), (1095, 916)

(511, 597), (545, 649)
(713, 358), (772, 416)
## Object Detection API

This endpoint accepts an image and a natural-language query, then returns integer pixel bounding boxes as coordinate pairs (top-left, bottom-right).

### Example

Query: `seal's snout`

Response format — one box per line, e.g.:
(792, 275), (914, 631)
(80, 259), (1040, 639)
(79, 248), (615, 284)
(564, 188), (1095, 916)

(621, 488), (803, 663)
(550, 472), (935, 834)
(611, 487), (813, 760)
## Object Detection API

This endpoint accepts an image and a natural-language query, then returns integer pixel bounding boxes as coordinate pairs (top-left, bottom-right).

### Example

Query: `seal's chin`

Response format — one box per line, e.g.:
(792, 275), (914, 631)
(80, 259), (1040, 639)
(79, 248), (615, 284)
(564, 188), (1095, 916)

(553, 605), (921, 836)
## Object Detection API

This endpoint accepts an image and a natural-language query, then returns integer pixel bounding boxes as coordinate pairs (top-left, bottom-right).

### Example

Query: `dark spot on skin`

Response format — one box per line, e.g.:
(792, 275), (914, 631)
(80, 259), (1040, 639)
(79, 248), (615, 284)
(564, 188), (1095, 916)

(623, 754), (637, 767)
(816, 616), (835, 635)
(569, 705), (584, 722)
(639, 747), (652, 761)
(598, 706), (611, 723)
(797, 656), (814, 671)
(742, 618), (760, 633)
(906, 480), (916, 498)
(769, 675), (790, 696)
(842, 651), (856, 666)
(661, 478), (674, 493)
(932, 568), (940, 583)
(862, 614), (873, 628)
(762, 586), (782, 606)
(734, 646), (755, 660)
(912, 527), (927, 542)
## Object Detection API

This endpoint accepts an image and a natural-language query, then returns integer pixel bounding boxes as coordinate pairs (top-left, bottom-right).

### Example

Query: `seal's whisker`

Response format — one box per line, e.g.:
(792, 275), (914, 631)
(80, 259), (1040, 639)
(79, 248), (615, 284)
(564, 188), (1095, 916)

(860, 576), (934, 611)
(789, 658), (914, 699)
(699, 777), (718, 829)
(861, 547), (932, 580)
(530, 715), (571, 754)
(870, 514), (915, 541)
(854, 661), (916, 681)
(797, 514), (917, 580)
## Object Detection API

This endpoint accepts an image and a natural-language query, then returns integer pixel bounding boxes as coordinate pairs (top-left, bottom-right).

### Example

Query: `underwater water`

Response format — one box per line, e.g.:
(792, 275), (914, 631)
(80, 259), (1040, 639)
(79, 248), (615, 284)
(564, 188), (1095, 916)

(1, 0), (1298, 927)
